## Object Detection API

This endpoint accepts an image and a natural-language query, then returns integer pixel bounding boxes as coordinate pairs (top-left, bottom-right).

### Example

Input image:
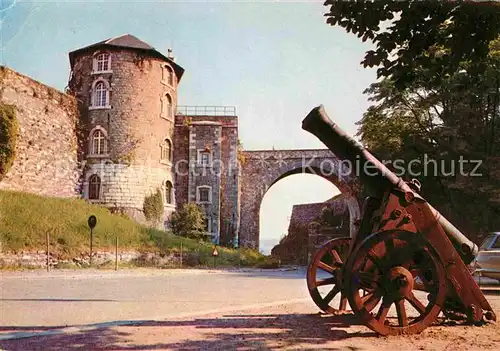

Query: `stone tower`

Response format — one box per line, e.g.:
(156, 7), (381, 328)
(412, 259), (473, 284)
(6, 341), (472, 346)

(67, 34), (184, 224)
(173, 108), (241, 246)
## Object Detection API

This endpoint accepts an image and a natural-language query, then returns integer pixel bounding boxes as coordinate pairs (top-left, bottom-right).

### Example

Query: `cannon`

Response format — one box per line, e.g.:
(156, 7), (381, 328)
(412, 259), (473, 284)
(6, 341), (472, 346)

(303, 105), (496, 335)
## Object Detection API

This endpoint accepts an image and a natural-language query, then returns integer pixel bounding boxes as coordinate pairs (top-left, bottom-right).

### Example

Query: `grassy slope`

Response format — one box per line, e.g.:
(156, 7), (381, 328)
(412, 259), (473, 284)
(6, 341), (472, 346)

(0, 190), (272, 267)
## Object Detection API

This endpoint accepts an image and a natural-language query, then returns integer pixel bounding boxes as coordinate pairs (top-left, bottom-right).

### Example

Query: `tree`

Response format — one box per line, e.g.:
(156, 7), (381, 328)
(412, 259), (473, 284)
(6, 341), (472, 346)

(170, 202), (211, 241)
(324, 0), (500, 88)
(355, 38), (500, 241)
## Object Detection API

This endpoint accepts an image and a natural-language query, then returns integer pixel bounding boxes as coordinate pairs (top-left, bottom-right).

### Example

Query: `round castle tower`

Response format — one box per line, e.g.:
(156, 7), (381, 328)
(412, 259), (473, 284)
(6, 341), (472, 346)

(67, 34), (184, 225)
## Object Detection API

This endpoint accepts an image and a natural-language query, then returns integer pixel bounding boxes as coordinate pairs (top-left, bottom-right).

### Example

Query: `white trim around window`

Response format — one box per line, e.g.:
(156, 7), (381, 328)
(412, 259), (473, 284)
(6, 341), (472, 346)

(196, 185), (212, 204)
(89, 78), (111, 110)
(196, 149), (212, 166)
(92, 51), (113, 74)
(87, 125), (110, 158)
(160, 93), (174, 120)
(161, 64), (175, 87)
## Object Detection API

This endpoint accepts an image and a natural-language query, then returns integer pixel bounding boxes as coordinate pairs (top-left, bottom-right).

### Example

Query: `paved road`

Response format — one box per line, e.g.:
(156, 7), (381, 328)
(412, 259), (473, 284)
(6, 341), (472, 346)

(1, 268), (500, 350)
(0, 268), (312, 328)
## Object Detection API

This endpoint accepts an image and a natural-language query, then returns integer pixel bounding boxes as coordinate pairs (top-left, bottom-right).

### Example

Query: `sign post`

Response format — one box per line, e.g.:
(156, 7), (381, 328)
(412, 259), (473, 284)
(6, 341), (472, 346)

(46, 231), (50, 272)
(87, 215), (97, 267)
(212, 245), (218, 268)
(115, 235), (118, 271)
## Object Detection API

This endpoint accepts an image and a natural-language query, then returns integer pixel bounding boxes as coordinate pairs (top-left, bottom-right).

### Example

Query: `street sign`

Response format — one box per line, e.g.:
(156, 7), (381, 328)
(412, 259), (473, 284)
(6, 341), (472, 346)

(212, 246), (219, 256)
(88, 215), (97, 229)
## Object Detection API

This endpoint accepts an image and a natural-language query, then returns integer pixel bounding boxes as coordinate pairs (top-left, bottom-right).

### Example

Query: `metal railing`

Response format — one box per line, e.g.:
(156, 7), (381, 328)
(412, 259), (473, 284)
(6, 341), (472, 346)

(176, 106), (237, 116)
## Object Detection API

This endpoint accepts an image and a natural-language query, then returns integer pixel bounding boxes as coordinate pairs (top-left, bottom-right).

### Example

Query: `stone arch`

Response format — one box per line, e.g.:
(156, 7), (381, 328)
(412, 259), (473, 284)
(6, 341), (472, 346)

(239, 150), (362, 250)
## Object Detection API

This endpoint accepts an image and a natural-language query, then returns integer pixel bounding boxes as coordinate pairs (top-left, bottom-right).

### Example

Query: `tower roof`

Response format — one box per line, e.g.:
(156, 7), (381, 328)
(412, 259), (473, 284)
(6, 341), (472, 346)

(68, 34), (184, 81)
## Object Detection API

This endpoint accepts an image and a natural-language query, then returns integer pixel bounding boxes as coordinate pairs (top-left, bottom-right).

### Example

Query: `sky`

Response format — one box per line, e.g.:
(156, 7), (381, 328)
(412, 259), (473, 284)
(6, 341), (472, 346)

(1, 0), (377, 253)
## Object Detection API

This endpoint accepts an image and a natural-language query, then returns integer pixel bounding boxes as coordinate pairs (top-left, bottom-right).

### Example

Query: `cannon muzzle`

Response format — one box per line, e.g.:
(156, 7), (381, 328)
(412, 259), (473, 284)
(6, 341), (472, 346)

(302, 105), (478, 263)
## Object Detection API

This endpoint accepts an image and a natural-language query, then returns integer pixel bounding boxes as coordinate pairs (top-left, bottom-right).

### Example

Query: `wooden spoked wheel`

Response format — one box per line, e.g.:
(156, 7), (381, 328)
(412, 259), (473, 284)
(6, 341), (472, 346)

(344, 230), (447, 335)
(307, 237), (353, 314)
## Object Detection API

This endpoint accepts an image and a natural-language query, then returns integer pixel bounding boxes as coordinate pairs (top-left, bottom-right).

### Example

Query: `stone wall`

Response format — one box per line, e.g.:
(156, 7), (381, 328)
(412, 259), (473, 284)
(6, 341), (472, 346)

(0, 249), (189, 269)
(81, 162), (174, 225)
(0, 66), (81, 197)
(289, 194), (349, 229)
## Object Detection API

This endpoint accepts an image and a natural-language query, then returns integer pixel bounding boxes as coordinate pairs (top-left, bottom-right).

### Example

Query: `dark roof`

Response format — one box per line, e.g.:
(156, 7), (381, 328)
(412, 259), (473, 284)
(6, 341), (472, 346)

(68, 34), (184, 81)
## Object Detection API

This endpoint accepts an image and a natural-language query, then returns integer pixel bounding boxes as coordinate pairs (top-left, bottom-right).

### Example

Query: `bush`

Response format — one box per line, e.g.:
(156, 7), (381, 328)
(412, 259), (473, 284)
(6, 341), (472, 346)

(170, 202), (211, 241)
(0, 103), (18, 180)
(143, 188), (163, 224)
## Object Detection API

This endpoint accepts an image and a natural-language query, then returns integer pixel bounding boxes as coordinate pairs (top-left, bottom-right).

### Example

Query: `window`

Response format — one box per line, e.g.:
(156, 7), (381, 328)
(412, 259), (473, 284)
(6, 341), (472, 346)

(163, 65), (174, 86)
(492, 236), (500, 249)
(162, 94), (173, 119)
(165, 181), (173, 204)
(196, 186), (211, 203)
(88, 175), (101, 200)
(201, 152), (210, 165)
(91, 129), (107, 155)
(161, 139), (172, 162)
(93, 52), (111, 73)
(480, 235), (498, 250)
(197, 150), (211, 166)
(93, 81), (109, 107)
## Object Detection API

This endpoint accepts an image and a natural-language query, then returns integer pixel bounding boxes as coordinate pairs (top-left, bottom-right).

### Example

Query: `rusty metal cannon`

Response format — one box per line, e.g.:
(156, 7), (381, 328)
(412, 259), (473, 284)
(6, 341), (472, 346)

(303, 105), (496, 335)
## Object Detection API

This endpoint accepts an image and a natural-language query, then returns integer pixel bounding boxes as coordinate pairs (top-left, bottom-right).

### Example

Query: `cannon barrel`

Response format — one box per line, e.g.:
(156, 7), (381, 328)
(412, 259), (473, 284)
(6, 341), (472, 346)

(302, 105), (478, 263)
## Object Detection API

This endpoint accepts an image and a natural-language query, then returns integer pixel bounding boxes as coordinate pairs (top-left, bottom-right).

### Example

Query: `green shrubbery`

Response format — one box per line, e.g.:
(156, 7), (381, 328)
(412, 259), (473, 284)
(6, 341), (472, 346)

(170, 202), (212, 241)
(143, 188), (163, 224)
(0, 103), (18, 180)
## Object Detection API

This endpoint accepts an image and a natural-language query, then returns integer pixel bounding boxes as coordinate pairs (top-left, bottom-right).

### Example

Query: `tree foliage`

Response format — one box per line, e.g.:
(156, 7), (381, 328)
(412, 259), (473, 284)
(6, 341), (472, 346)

(324, 0), (500, 88)
(170, 202), (212, 241)
(355, 38), (500, 241)
(0, 103), (18, 180)
(325, 1), (500, 240)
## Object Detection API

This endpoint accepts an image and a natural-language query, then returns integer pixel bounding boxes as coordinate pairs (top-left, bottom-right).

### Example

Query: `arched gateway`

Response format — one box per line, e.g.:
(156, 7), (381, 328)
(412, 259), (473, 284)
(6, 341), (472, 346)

(239, 149), (362, 249)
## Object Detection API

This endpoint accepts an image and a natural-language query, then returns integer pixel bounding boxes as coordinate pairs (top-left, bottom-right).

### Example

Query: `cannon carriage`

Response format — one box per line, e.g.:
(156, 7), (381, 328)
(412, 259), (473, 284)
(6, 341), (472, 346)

(303, 105), (496, 335)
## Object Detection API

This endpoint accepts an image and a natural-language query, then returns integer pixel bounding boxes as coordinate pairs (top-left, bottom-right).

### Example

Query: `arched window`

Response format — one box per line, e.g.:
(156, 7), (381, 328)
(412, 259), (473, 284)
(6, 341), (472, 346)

(88, 175), (101, 200)
(91, 129), (107, 155)
(165, 181), (173, 204)
(93, 81), (108, 107)
(93, 52), (111, 72)
(162, 94), (173, 119)
(163, 65), (174, 86)
(161, 139), (172, 162)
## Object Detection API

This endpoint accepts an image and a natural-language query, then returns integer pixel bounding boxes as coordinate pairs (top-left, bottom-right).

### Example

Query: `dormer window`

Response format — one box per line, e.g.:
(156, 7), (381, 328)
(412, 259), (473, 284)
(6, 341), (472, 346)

(93, 52), (111, 73)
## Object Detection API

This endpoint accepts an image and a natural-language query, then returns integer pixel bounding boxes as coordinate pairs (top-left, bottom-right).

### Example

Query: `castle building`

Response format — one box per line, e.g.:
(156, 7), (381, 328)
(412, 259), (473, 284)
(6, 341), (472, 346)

(2, 34), (347, 251)
(65, 34), (239, 245)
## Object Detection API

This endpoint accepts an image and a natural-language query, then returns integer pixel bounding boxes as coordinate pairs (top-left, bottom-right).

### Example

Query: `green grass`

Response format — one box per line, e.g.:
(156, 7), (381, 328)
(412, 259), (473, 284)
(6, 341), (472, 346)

(0, 190), (276, 268)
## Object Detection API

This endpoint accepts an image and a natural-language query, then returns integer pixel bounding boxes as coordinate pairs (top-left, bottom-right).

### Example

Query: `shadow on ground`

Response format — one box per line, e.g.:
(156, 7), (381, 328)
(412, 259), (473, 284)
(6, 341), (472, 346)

(0, 312), (375, 350)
